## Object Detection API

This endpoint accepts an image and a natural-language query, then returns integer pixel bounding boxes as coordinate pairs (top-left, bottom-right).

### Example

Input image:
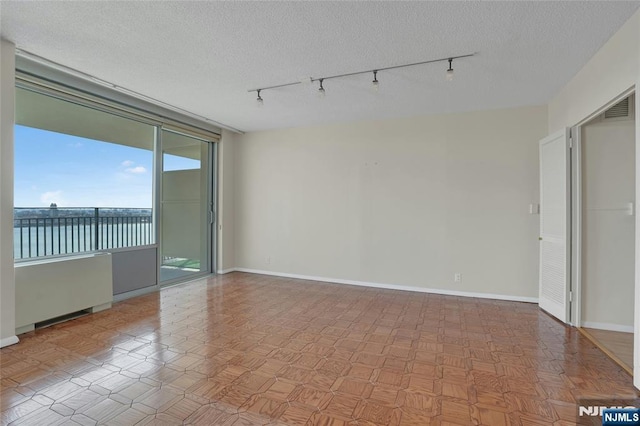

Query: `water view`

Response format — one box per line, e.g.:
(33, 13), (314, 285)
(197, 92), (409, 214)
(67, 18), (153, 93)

(14, 206), (153, 260)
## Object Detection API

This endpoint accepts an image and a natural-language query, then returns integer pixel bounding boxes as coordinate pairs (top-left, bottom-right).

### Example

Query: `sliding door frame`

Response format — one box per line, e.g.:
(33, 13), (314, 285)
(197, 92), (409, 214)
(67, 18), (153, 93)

(15, 62), (221, 299)
(569, 86), (636, 328)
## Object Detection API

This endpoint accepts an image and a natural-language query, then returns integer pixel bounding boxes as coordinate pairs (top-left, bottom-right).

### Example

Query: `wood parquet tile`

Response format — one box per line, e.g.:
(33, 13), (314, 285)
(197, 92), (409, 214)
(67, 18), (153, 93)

(1, 272), (638, 425)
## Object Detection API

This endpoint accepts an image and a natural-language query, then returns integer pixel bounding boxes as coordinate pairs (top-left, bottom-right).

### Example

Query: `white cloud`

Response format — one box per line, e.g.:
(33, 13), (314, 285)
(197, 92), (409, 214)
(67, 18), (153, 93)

(40, 190), (66, 206)
(125, 166), (147, 174)
(121, 160), (135, 167)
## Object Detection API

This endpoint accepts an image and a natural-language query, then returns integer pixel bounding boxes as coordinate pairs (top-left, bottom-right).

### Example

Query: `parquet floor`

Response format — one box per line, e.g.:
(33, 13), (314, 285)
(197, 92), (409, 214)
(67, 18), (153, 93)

(1, 272), (637, 425)
(582, 328), (633, 373)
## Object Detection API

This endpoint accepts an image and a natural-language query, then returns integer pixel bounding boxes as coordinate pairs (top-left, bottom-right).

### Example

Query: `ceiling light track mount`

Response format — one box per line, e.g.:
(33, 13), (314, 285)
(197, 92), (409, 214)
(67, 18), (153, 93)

(248, 52), (476, 102)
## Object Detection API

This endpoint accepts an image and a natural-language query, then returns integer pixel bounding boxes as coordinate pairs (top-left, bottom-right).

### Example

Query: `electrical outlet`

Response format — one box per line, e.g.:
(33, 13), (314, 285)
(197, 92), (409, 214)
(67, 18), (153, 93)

(266, 256), (271, 264)
(454, 273), (462, 283)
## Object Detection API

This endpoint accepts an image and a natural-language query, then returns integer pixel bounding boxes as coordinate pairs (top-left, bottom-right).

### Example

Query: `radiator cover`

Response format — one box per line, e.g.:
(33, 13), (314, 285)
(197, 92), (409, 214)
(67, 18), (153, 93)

(15, 253), (113, 332)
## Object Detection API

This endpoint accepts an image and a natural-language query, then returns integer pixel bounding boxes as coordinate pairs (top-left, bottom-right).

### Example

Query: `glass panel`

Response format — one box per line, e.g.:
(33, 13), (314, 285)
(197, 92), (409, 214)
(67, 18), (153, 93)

(160, 130), (210, 282)
(14, 88), (155, 260)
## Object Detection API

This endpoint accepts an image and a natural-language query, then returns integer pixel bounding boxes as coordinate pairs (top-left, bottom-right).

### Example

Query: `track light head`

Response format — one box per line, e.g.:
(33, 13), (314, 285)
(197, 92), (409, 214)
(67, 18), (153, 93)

(372, 70), (379, 93)
(446, 58), (454, 81)
(256, 89), (264, 106)
(318, 79), (326, 98)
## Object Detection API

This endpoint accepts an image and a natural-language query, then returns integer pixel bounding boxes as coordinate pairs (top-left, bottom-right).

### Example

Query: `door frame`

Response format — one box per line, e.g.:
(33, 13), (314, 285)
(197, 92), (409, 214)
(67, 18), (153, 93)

(569, 87), (636, 328)
(210, 141), (218, 276)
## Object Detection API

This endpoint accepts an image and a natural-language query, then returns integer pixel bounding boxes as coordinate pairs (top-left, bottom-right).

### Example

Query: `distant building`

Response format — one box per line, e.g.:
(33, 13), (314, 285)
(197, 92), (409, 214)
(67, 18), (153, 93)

(49, 203), (58, 217)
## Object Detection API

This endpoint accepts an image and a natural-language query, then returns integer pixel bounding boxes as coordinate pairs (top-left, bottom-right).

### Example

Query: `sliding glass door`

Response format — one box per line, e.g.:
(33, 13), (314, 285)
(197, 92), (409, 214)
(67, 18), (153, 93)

(15, 74), (220, 293)
(159, 129), (213, 283)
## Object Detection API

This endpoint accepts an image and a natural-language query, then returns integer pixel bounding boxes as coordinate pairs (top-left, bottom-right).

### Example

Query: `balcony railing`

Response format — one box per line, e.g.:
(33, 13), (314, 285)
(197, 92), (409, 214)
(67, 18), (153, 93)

(14, 207), (153, 260)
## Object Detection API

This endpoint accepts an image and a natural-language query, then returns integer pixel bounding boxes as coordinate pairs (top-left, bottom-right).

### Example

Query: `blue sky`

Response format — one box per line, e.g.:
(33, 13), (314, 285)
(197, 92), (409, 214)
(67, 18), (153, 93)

(15, 125), (199, 208)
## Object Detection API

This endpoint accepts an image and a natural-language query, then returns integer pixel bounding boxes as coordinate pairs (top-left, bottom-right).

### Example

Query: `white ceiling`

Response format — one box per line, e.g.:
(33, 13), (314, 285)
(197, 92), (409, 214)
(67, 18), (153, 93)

(1, 1), (639, 133)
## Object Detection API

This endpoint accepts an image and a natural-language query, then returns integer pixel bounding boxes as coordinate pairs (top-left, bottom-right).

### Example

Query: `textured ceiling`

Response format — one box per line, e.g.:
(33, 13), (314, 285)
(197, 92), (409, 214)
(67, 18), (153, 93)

(1, 1), (639, 132)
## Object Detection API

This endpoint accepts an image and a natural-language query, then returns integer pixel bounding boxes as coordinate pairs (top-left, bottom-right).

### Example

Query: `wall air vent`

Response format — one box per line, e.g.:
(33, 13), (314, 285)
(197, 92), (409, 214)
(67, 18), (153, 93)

(604, 97), (630, 119)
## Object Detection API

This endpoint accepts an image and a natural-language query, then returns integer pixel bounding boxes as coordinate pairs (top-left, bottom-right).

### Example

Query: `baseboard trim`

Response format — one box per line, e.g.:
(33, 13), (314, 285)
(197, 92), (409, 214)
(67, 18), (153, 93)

(216, 268), (236, 275)
(581, 321), (634, 333)
(233, 268), (538, 304)
(0, 335), (19, 348)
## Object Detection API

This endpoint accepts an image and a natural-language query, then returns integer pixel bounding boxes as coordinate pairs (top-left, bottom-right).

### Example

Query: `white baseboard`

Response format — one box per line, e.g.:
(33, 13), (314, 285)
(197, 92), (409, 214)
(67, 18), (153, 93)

(233, 268), (538, 304)
(0, 335), (19, 348)
(581, 321), (634, 333)
(216, 268), (237, 275)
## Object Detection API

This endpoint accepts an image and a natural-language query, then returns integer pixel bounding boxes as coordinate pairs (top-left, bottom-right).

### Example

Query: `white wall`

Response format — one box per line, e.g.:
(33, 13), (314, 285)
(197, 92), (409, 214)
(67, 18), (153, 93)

(0, 39), (18, 347)
(637, 19), (640, 389)
(548, 12), (639, 132)
(233, 105), (547, 300)
(636, 9), (640, 391)
(547, 8), (640, 390)
(217, 130), (236, 272)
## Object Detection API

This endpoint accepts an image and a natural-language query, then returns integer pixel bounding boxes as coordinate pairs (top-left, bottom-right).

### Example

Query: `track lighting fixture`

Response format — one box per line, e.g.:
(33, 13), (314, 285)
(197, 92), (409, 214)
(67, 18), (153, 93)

(256, 89), (264, 106)
(318, 79), (325, 98)
(372, 70), (379, 92)
(446, 58), (454, 82)
(248, 52), (475, 103)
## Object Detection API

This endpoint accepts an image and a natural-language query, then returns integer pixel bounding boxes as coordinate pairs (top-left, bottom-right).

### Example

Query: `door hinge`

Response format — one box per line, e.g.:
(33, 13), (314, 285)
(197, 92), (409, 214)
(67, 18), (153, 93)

(569, 291), (573, 302)
(569, 128), (573, 148)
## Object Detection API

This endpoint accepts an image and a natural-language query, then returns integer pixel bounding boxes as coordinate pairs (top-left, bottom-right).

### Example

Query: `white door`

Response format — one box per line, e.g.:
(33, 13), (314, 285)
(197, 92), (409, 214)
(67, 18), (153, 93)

(539, 129), (571, 322)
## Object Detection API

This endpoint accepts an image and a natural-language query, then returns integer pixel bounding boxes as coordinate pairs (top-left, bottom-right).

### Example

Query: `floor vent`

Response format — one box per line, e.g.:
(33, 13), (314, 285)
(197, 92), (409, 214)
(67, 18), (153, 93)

(35, 310), (90, 329)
